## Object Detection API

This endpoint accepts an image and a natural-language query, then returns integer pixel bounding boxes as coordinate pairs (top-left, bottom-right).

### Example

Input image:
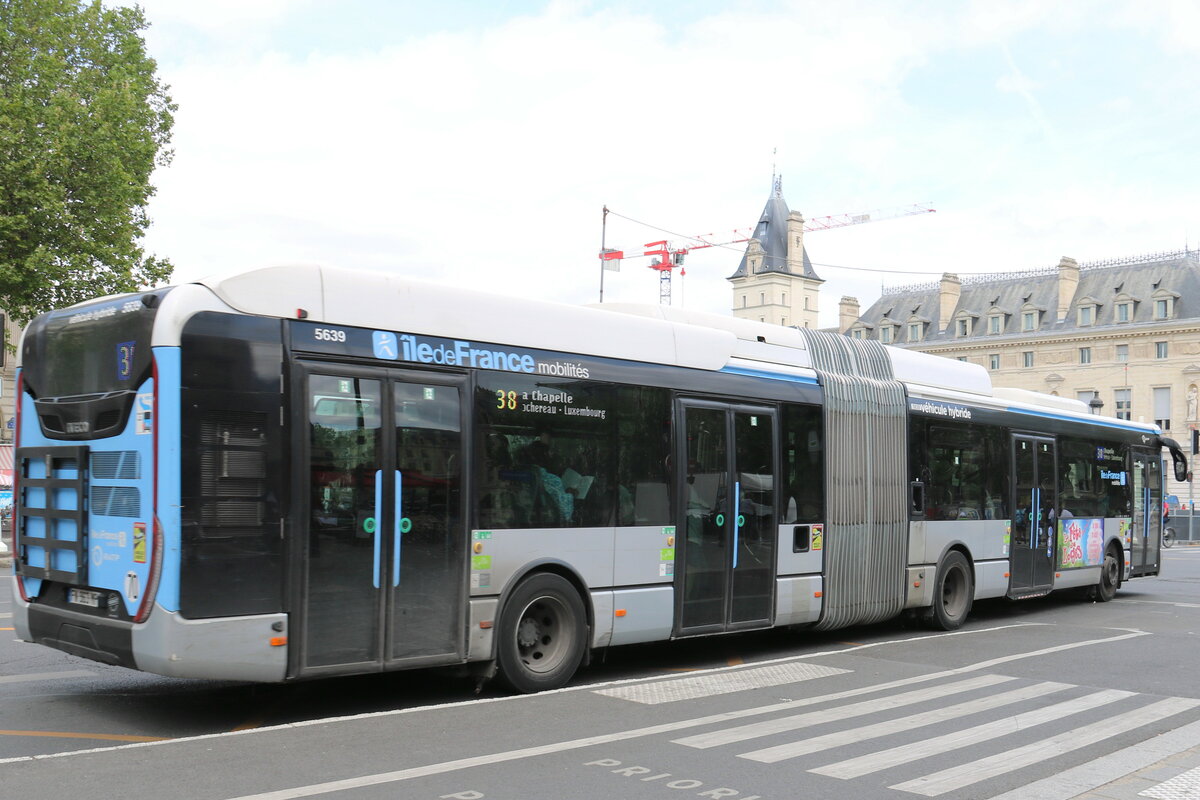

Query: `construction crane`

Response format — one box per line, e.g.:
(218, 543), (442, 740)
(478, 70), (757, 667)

(601, 203), (936, 305)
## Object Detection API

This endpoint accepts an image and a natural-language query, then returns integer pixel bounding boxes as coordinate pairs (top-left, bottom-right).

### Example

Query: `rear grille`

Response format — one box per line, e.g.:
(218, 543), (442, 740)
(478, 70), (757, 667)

(199, 411), (267, 537)
(91, 451), (140, 480)
(91, 486), (140, 517)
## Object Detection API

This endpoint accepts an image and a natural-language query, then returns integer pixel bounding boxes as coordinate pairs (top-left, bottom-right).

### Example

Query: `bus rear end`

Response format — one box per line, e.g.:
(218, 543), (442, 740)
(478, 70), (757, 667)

(10, 287), (289, 681)
(12, 293), (166, 668)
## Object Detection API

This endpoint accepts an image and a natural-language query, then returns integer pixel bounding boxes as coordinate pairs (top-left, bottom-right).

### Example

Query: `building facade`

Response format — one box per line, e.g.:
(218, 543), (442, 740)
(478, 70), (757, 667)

(728, 179), (824, 329)
(842, 250), (1200, 501)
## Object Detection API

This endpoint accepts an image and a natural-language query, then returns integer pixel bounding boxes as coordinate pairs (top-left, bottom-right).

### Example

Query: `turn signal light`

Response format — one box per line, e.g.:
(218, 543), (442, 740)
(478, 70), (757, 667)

(269, 637), (287, 647)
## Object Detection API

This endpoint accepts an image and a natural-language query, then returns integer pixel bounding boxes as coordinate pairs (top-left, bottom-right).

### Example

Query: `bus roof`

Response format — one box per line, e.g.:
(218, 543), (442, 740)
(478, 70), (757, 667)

(180, 263), (1153, 434)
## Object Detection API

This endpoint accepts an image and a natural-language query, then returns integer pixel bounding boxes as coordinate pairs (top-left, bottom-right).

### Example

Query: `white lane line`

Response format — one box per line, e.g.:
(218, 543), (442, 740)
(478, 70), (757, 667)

(890, 697), (1200, 796)
(739, 680), (1070, 763)
(813, 688), (1135, 780)
(0, 612), (12, 618)
(595, 662), (850, 704)
(672, 674), (1012, 750)
(0, 670), (94, 685)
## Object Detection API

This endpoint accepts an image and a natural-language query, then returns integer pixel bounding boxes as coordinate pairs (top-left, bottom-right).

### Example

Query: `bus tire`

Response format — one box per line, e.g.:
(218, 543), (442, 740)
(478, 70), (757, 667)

(495, 573), (588, 693)
(924, 551), (973, 631)
(1092, 547), (1121, 603)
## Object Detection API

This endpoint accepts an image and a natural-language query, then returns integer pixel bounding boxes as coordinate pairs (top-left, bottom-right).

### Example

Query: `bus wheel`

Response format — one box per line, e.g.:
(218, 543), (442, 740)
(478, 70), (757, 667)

(496, 573), (588, 693)
(924, 551), (973, 630)
(1092, 548), (1121, 603)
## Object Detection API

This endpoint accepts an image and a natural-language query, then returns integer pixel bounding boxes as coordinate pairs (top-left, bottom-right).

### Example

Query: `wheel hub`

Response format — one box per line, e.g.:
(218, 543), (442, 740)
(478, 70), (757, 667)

(517, 617), (541, 649)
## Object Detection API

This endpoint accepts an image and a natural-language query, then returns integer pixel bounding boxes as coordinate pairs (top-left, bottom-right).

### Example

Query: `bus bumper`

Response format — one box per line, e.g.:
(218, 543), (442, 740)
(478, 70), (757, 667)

(13, 599), (288, 682)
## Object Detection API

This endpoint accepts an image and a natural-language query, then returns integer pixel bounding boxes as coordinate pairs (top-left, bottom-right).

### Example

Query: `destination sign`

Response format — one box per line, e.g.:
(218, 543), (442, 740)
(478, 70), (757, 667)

(290, 321), (593, 379)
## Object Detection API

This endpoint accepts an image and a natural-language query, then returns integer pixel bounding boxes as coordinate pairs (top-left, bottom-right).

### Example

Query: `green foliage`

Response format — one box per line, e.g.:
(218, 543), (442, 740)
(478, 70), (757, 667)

(0, 0), (175, 326)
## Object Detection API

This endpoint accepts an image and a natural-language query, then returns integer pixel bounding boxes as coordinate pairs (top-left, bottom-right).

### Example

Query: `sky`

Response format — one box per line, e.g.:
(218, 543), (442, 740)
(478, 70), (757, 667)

(121, 0), (1200, 328)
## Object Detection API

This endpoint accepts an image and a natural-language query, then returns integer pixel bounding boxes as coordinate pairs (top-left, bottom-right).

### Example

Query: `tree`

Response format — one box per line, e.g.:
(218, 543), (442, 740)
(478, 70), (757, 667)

(0, 0), (175, 326)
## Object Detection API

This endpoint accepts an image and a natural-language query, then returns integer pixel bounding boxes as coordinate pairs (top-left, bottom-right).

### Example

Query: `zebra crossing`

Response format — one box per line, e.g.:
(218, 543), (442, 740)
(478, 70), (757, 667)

(603, 669), (1200, 797)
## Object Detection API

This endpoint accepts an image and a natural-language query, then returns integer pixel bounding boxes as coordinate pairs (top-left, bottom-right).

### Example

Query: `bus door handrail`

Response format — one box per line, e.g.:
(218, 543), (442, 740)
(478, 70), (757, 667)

(373, 470), (383, 589)
(393, 470), (402, 587)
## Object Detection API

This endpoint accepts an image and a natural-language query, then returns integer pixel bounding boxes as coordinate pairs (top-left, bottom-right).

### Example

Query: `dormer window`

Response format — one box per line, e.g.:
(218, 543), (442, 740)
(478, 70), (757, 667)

(908, 322), (923, 342)
(1022, 311), (1038, 331)
(1152, 288), (1179, 320)
(880, 325), (894, 344)
(952, 311), (978, 338)
(1113, 291), (1140, 323)
(1076, 296), (1101, 327)
(988, 315), (1001, 334)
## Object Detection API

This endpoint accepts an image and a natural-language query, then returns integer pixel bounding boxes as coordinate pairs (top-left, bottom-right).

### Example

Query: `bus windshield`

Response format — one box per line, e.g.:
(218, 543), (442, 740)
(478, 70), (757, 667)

(21, 291), (168, 400)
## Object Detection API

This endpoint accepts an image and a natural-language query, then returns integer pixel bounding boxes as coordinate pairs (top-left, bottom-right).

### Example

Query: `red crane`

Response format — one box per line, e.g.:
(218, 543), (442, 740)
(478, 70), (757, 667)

(601, 203), (935, 305)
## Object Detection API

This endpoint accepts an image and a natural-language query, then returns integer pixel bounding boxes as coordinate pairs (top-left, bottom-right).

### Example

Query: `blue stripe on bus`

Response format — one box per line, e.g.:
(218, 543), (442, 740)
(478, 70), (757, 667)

(154, 346), (183, 613)
(1004, 405), (1159, 435)
(719, 365), (819, 385)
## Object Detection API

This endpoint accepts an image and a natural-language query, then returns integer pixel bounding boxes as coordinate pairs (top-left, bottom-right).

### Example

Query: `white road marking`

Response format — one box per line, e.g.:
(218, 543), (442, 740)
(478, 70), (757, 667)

(737, 680), (1069, 763)
(0, 670), (95, 685)
(0, 612), (12, 618)
(595, 662), (849, 704)
(672, 674), (1012, 749)
(1120, 599), (1200, 609)
(813, 688), (1134, 780)
(206, 630), (1149, 800)
(0, 624), (1154, 800)
(984, 718), (1200, 799)
(890, 697), (1200, 796)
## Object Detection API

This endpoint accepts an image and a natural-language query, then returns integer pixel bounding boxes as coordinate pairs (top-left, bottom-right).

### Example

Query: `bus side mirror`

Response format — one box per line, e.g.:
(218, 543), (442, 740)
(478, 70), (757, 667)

(1162, 438), (1190, 482)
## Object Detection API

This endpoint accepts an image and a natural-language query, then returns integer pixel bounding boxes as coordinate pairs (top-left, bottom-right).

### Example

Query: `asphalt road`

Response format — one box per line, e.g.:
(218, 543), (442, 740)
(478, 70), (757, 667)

(5, 550), (1200, 800)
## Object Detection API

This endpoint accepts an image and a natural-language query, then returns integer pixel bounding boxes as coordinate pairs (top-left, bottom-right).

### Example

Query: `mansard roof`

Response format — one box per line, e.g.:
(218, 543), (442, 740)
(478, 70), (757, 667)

(728, 178), (821, 281)
(853, 250), (1200, 342)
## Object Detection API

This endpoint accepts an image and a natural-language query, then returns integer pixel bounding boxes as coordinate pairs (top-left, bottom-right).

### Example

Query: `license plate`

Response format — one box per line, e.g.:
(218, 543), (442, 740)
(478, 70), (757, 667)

(67, 588), (101, 608)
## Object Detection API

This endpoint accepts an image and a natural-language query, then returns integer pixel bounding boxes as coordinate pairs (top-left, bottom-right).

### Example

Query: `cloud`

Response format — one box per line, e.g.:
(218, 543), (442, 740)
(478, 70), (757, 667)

(123, 1), (1200, 328)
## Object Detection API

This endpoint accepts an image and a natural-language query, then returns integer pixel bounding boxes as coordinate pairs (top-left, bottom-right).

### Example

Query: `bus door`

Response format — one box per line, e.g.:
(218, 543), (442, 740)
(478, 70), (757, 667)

(297, 365), (467, 676)
(1130, 449), (1162, 577)
(1011, 435), (1057, 597)
(676, 400), (777, 635)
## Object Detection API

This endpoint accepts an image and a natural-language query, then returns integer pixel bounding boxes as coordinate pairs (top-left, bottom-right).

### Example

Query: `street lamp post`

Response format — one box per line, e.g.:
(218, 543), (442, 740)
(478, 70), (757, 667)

(1089, 394), (1104, 415)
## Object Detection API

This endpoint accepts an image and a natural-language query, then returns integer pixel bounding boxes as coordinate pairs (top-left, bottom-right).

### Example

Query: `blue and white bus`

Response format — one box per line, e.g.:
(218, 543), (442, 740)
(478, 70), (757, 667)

(10, 265), (1189, 692)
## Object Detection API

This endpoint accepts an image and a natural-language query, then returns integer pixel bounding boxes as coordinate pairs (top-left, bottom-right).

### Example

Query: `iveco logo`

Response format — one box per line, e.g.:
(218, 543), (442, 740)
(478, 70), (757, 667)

(1142, 435), (1152, 444)
(66, 421), (90, 433)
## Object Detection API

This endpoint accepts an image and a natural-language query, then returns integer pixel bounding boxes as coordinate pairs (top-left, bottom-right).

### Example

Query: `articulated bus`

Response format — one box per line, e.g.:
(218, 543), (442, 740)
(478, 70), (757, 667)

(10, 265), (1190, 692)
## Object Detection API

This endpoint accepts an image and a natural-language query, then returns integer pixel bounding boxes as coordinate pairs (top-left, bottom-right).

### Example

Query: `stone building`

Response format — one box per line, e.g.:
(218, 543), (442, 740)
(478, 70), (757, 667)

(842, 249), (1200, 500)
(728, 178), (823, 329)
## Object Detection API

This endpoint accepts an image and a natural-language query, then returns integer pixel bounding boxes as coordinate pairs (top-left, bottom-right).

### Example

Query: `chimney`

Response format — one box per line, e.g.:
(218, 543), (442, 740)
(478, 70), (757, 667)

(1057, 256), (1079, 321)
(839, 296), (860, 333)
(786, 211), (805, 274)
(938, 273), (961, 333)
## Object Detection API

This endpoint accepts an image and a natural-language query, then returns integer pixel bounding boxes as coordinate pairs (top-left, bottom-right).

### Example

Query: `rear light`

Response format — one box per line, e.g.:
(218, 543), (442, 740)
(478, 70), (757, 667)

(133, 515), (163, 623)
(133, 358), (161, 624)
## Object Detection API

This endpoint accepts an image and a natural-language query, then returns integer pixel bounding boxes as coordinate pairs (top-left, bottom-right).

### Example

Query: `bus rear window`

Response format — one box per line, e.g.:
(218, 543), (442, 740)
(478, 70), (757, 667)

(22, 293), (167, 399)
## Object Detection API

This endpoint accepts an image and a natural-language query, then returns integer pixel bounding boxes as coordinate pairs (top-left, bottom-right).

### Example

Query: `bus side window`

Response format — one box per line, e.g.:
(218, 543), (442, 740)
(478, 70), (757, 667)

(782, 403), (823, 524)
